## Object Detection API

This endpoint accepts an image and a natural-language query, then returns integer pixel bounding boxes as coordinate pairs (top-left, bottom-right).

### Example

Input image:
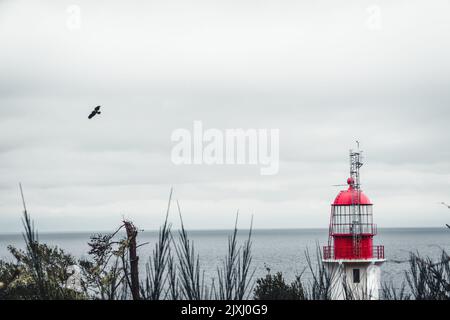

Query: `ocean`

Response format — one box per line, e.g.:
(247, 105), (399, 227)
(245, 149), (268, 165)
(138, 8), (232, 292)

(1, 228), (449, 292)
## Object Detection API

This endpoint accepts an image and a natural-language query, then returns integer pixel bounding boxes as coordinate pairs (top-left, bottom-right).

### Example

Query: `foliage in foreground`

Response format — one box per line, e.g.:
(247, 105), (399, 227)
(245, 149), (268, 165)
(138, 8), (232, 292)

(0, 187), (449, 300)
(254, 269), (306, 300)
(406, 251), (450, 300)
(0, 189), (257, 300)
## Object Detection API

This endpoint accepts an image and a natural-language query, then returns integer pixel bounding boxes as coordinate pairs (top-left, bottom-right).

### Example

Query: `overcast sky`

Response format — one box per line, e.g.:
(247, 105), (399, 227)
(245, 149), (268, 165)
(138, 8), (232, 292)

(0, 0), (449, 233)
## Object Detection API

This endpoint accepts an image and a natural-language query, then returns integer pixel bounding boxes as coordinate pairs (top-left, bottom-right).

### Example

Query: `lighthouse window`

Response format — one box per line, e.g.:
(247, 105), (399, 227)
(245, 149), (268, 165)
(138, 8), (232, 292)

(353, 269), (360, 284)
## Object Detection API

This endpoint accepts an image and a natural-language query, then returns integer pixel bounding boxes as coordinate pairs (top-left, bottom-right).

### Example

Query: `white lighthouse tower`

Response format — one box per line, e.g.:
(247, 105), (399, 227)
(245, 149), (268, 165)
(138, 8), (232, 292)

(323, 148), (385, 300)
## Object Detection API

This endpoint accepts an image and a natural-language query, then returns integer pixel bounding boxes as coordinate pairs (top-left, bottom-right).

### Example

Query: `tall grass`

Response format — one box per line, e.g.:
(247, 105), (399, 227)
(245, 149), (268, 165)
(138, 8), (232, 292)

(235, 216), (255, 299)
(20, 183), (47, 299)
(406, 251), (450, 300)
(381, 281), (410, 300)
(304, 245), (332, 300)
(141, 189), (172, 300)
(1, 185), (449, 300)
(254, 246), (332, 300)
(215, 214), (255, 300)
(173, 201), (206, 300)
(380, 251), (450, 300)
(0, 184), (83, 300)
(140, 192), (256, 300)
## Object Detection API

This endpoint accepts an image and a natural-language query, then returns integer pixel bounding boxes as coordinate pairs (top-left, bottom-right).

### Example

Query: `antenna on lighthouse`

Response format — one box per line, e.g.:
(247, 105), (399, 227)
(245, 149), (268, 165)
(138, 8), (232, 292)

(350, 141), (364, 256)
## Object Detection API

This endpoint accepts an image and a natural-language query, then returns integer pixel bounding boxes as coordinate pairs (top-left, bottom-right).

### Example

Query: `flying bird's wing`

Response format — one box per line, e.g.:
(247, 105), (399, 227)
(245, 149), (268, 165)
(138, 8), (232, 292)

(88, 106), (102, 119)
(446, 224), (450, 229)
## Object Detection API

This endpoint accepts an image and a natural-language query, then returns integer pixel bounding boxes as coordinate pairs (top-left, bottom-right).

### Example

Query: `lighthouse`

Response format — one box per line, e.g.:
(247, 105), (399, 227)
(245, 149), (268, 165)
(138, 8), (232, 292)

(323, 148), (385, 300)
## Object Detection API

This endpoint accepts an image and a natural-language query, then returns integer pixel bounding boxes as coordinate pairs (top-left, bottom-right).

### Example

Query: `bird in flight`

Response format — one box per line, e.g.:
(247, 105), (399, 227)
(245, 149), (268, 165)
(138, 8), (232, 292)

(441, 202), (450, 209)
(88, 106), (101, 119)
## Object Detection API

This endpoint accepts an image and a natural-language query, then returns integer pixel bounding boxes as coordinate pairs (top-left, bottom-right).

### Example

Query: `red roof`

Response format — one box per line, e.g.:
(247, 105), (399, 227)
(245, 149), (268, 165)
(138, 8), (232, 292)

(333, 178), (372, 205)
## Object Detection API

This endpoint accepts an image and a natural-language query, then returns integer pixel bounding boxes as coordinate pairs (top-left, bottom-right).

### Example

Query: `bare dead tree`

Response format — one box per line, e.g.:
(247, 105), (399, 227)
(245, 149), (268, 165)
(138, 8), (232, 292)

(124, 220), (140, 300)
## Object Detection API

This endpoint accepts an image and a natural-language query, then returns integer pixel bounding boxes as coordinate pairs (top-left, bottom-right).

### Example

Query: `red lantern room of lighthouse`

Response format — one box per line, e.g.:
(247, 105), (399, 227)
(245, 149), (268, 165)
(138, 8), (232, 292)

(323, 149), (385, 300)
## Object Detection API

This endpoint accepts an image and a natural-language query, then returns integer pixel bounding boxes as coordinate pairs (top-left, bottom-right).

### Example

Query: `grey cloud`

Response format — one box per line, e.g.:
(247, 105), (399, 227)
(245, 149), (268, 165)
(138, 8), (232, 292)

(0, 0), (449, 232)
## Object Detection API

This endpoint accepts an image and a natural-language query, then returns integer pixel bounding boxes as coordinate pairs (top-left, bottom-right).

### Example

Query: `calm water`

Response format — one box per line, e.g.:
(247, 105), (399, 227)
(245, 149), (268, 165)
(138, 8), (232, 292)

(1, 228), (449, 290)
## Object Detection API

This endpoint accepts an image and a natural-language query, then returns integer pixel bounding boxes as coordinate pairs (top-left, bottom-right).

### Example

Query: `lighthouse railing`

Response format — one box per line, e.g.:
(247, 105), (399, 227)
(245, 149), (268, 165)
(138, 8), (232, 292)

(323, 245), (385, 260)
